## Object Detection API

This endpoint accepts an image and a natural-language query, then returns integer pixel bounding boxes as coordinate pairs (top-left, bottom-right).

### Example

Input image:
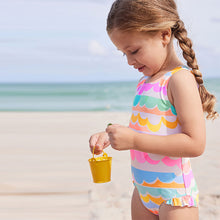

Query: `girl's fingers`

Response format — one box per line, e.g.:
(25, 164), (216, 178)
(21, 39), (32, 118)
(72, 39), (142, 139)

(106, 125), (113, 133)
(89, 135), (98, 149)
(95, 133), (109, 153)
(89, 132), (109, 155)
(103, 140), (111, 149)
(106, 123), (121, 133)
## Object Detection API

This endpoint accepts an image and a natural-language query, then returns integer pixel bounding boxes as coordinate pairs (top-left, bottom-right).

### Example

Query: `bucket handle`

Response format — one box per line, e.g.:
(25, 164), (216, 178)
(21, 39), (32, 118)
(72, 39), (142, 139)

(92, 146), (108, 161)
(91, 123), (111, 161)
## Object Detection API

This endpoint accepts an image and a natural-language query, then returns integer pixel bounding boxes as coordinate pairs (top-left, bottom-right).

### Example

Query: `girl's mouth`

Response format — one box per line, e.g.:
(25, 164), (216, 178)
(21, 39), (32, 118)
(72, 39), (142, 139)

(138, 66), (145, 72)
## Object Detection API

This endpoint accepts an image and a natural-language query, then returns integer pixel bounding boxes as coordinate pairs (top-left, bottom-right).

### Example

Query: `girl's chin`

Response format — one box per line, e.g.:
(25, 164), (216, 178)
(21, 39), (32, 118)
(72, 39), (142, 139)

(142, 69), (153, 77)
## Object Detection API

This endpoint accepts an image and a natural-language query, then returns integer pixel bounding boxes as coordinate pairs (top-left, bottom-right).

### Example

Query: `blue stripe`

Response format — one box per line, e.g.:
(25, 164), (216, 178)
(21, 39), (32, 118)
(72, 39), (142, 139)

(132, 166), (184, 184)
(134, 182), (185, 199)
(132, 95), (177, 115)
(171, 105), (177, 115)
(142, 200), (160, 210)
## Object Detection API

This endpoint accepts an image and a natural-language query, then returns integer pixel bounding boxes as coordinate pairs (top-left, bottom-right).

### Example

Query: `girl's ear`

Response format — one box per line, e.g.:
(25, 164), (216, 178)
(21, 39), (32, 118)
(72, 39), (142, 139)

(161, 28), (172, 46)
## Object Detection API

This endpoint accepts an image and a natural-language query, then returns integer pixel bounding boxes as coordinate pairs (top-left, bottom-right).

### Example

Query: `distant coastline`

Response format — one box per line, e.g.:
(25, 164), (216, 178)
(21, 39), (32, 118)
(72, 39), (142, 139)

(0, 78), (219, 112)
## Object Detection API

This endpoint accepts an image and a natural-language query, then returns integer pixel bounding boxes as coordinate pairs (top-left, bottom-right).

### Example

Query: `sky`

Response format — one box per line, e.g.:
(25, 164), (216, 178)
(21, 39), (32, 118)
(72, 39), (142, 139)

(0, 0), (220, 83)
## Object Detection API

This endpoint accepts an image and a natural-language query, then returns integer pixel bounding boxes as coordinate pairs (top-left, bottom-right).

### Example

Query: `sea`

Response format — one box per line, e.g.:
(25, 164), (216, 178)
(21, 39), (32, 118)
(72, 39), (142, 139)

(0, 78), (219, 112)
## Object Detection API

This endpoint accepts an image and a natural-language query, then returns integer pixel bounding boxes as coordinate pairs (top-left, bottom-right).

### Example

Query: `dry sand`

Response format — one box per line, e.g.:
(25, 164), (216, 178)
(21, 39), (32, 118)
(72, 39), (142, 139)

(0, 112), (219, 220)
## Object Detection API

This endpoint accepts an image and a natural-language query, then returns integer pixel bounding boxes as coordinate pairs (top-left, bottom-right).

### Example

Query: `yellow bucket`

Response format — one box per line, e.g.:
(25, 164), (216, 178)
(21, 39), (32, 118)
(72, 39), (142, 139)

(88, 148), (112, 183)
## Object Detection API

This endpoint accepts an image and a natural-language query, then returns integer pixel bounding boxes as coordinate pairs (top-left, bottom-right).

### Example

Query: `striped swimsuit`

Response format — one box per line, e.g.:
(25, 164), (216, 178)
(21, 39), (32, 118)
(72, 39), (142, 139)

(129, 66), (199, 215)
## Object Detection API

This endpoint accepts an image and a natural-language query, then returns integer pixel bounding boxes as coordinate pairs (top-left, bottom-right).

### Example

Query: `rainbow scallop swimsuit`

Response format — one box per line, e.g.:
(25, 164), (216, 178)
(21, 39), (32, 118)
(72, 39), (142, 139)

(129, 66), (199, 215)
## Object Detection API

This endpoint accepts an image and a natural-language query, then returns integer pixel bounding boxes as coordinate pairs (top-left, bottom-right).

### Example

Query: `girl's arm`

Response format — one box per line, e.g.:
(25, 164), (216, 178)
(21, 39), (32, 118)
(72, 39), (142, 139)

(106, 70), (206, 157)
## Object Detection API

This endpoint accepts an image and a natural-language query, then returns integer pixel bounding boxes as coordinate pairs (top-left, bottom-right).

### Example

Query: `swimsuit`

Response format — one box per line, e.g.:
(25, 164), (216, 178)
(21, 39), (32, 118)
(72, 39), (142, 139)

(129, 66), (199, 215)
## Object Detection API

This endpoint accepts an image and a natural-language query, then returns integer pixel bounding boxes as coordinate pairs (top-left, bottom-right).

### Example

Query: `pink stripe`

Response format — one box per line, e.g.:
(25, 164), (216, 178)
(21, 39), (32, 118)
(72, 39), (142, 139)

(182, 161), (191, 174)
(130, 150), (135, 161)
(183, 170), (194, 188)
(163, 86), (167, 96)
(162, 156), (182, 168)
(189, 196), (194, 206)
(153, 83), (161, 92)
(135, 151), (147, 163)
(130, 150), (160, 164)
(137, 83), (167, 95)
(144, 153), (160, 165)
(137, 84), (153, 95)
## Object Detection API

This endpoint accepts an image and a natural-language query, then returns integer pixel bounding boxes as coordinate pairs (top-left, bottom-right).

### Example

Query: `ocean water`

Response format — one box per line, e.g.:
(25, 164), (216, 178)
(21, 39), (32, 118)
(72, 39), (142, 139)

(0, 79), (219, 112)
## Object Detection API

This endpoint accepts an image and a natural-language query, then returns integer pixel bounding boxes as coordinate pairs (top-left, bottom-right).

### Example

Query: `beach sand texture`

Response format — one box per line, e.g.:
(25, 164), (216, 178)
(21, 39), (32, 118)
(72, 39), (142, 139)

(0, 112), (219, 220)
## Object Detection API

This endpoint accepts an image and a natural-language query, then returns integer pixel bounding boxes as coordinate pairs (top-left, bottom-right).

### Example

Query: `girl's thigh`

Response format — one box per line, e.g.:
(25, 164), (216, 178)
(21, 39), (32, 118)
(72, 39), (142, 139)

(159, 202), (199, 220)
(131, 187), (159, 220)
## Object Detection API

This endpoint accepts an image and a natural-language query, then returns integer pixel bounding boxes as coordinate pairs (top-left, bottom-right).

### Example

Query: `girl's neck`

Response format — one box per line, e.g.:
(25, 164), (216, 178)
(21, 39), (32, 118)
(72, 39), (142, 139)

(146, 42), (183, 83)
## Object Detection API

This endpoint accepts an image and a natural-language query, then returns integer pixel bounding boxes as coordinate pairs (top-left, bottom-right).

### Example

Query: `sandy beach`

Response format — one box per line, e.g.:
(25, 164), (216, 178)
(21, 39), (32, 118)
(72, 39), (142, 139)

(0, 112), (219, 220)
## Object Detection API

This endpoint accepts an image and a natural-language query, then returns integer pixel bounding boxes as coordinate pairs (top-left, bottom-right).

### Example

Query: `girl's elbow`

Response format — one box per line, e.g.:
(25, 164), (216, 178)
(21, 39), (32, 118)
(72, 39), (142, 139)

(193, 147), (205, 157)
(192, 141), (206, 157)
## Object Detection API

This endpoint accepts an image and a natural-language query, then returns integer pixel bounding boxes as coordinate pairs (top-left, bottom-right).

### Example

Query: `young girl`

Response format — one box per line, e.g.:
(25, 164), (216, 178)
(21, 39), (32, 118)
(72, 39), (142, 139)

(89, 0), (218, 219)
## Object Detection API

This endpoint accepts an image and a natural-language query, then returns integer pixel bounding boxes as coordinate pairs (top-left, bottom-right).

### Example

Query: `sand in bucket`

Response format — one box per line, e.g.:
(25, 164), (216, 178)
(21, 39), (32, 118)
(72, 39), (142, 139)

(88, 148), (112, 183)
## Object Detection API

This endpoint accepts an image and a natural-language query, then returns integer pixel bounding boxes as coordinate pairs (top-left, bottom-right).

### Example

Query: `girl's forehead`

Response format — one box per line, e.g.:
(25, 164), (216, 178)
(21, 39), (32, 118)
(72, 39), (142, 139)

(109, 29), (154, 41)
(110, 30), (139, 43)
(109, 29), (152, 49)
(109, 31), (134, 50)
(110, 29), (138, 38)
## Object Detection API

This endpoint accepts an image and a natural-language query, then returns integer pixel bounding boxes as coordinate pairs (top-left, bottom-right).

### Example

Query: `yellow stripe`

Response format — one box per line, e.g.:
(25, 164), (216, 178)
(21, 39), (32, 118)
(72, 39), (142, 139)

(131, 113), (178, 132)
(173, 198), (182, 206)
(196, 194), (199, 203)
(161, 117), (178, 129)
(171, 66), (183, 75)
(140, 194), (165, 205)
(142, 179), (185, 188)
(140, 194), (150, 203)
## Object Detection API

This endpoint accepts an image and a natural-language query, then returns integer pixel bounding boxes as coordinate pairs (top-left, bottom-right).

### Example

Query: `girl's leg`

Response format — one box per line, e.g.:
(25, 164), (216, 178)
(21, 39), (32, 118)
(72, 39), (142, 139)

(131, 187), (159, 220)
(159, 202), (199, 220)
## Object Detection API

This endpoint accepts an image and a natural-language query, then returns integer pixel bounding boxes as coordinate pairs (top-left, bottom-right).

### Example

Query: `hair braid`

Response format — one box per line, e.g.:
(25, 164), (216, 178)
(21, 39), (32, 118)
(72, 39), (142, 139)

(107, 0), (218, 120)
(172, 20), (218, 119)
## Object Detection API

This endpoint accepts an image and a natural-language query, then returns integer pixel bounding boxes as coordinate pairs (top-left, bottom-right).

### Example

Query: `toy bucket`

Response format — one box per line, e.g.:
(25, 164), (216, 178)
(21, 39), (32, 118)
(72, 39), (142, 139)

(88, 148), (112, 183)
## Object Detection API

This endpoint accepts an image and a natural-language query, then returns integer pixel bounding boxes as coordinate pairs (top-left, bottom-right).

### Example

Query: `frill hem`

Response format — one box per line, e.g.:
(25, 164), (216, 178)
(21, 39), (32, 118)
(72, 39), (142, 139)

(166, 195), (199, 207)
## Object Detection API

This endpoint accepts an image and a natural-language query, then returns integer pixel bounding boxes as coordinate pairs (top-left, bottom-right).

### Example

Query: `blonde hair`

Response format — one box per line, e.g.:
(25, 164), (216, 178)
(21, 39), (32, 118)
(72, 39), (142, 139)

(107, 0), (218, 119)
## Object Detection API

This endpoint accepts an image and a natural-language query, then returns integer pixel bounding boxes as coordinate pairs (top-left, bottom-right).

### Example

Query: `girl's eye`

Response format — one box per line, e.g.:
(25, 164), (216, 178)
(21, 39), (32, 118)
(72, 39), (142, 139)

(131, 49), (139, 55)
(122, 49), (139, 56)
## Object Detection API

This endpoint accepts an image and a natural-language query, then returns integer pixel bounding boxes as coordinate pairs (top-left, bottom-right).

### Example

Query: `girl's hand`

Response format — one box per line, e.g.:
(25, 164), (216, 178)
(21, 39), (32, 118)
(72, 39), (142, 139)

(106, 124), (136, 151)
(89, 131), (110, 155)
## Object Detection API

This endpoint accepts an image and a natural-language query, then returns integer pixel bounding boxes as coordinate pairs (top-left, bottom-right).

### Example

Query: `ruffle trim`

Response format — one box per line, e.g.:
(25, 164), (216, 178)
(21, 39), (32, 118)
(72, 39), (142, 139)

(166, 195), (199, 207)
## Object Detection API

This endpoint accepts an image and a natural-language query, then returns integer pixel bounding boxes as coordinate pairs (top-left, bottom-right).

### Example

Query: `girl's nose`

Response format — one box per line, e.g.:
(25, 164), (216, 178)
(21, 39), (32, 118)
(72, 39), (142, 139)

(126, 55), (135, 66)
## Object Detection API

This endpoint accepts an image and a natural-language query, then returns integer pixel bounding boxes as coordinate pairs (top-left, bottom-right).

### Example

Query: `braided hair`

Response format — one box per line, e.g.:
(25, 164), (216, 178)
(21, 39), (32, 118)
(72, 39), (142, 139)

(172, 20), (218, 119)
(107, 0), (218, 119)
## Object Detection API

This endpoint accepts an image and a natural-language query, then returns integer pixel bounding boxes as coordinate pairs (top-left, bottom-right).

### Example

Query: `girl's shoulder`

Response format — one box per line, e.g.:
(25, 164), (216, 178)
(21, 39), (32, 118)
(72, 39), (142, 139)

(165, 65), (191, 78)
(167, 66), (198, 105)
(168, 66), (195, 87)
(136, 66), (193, 91)
(166, 65), (195, 89)
(165, 66), (196, 105)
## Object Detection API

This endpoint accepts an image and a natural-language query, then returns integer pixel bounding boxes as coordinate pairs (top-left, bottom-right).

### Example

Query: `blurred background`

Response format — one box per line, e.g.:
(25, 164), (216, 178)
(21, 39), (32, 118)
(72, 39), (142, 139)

(0, 0), (219, 111)
(0, 1), (219, 220)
